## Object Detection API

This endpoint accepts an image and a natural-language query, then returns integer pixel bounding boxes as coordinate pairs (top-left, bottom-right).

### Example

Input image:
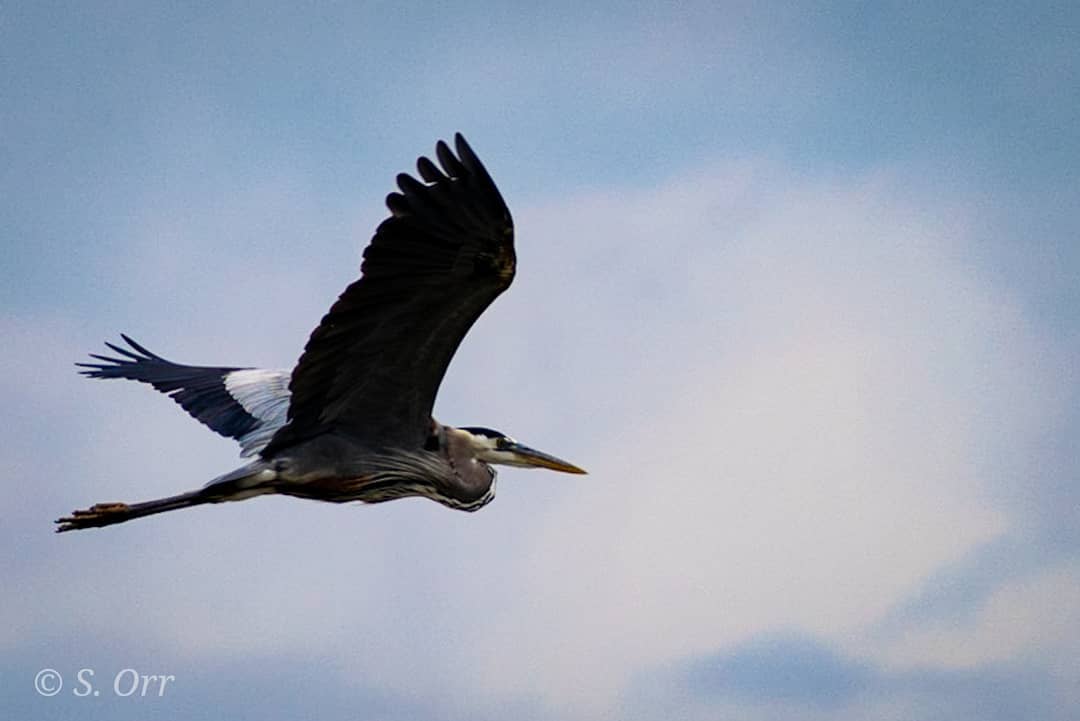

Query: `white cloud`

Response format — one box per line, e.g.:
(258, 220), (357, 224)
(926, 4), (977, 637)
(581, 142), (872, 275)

(878, 559), (1080, 672)
(4, 156), (1073, 721)
(460, 164), (1062, 714)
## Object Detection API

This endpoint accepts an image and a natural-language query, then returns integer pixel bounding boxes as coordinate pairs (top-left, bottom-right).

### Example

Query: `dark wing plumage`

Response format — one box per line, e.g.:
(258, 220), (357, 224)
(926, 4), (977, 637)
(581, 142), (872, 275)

(261, 134), (515, 455)
(78, 335), (291, 457)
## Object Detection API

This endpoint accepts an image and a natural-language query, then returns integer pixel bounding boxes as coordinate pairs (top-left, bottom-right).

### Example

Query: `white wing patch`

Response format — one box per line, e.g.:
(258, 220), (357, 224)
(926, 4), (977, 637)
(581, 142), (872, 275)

(224, 369), (292, 456)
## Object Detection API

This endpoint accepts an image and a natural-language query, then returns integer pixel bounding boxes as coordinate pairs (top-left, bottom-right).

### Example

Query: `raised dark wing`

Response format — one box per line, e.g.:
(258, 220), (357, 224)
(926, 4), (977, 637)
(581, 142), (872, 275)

(261, 134), (515, 456)
(78, 335), (291, 457)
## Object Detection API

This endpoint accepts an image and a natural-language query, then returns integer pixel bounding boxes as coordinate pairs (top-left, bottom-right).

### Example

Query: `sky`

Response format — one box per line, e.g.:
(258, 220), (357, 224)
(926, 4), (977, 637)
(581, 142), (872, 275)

(3, 2), (1079, 719)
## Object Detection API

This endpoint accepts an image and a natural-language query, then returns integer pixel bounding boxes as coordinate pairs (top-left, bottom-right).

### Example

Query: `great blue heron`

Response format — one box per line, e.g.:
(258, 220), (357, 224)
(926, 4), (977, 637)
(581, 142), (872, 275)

(57, 134), (585, 533)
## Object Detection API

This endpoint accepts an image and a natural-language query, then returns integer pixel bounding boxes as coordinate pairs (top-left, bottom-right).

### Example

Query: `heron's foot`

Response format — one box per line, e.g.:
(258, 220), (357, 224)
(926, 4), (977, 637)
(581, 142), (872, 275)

(55, 502), (131, 533)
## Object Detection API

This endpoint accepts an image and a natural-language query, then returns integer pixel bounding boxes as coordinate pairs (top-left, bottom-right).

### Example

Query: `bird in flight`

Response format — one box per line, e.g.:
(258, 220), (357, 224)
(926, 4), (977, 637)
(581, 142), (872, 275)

(57, 134), (585, 532)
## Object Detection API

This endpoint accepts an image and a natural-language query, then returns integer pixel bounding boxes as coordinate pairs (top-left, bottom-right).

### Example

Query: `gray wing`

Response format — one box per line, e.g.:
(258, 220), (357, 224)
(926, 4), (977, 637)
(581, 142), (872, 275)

(78, 335), (291, 457)
(261, 133), (515, 456)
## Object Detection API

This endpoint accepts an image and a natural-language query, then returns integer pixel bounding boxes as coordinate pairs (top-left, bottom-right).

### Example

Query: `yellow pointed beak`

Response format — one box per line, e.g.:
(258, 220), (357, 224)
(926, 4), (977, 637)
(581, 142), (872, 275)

(503, 442), (587, 474)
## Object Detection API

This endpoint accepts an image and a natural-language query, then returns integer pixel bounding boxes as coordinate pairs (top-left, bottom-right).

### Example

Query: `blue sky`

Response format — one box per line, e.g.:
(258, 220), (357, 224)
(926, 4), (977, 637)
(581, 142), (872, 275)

(3, 2), (1079, 719)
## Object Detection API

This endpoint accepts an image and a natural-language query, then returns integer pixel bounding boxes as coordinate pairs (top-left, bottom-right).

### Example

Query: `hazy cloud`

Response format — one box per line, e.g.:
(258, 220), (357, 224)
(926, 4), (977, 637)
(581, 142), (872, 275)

(5, 3), (1079, 720)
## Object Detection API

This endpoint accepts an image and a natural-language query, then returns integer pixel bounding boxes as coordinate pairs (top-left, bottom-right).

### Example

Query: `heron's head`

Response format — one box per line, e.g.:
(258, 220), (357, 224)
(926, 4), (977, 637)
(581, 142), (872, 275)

(459, 426), (587, 474)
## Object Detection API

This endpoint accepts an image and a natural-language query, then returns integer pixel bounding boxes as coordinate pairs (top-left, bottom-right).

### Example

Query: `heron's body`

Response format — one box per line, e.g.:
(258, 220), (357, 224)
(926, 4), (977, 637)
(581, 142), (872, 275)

(58, 135), (584, 532)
